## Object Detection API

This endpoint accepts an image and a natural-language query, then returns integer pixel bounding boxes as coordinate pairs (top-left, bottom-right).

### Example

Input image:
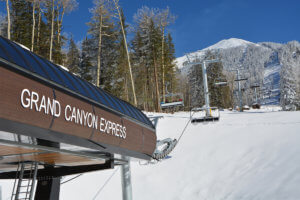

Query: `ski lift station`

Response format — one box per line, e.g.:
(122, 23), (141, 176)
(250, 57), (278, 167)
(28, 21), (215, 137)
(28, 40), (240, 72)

(0, 36), (161, 200)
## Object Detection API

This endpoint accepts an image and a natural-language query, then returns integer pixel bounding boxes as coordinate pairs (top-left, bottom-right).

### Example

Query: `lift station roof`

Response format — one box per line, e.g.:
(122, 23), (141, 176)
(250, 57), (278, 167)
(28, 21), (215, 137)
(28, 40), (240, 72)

(0, 36), (153, 128)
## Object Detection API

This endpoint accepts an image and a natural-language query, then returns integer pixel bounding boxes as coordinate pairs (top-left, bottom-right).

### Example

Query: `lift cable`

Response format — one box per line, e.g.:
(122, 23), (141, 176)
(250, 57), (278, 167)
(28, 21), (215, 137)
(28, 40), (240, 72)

(61, 174), (83, 185)
(92, 167), (120, 200)
(151, 112), (194, 161)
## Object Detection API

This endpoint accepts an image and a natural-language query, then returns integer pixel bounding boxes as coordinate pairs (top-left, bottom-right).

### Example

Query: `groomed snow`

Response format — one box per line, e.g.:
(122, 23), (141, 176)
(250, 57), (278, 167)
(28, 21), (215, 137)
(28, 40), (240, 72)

(1, 107), (300, 200)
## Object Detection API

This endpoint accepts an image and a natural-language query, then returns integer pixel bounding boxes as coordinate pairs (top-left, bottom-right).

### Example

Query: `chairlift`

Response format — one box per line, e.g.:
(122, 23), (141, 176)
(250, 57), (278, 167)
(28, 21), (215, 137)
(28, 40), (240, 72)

(187, 58), (222, 123)
(160, 83), (184, 111)
(160, 93), (184, 111)
(214, 79), (228, 86)
(190, 106), (220, 123)
(234, 78), (248, 81)
(250, 84), (261, 109)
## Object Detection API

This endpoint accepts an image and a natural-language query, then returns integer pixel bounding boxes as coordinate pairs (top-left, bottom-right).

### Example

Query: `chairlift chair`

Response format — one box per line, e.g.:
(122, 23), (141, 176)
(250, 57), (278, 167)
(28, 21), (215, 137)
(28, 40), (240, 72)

(214, 81), (228, 86)
(250, 84), (261, 109)
(190, 106), (220, 123)
(160, 83), (184, 112)
(214, 78), (228, 87)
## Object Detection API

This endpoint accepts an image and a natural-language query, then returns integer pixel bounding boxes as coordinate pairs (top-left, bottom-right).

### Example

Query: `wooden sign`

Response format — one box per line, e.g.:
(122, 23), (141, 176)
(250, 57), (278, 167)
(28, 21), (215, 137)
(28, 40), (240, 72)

(0, 66), (156, 160)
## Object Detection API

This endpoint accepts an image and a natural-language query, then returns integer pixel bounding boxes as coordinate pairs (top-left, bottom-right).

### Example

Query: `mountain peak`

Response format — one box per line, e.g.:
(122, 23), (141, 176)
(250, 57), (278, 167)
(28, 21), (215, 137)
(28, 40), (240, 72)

(205, 38), (256, 50)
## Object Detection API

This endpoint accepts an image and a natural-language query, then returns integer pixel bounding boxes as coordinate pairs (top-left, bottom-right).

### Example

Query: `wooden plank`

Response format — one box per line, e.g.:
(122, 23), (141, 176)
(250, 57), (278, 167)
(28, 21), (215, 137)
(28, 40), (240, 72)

(0, 144), (104, 167)
(0, 144), (41, 156)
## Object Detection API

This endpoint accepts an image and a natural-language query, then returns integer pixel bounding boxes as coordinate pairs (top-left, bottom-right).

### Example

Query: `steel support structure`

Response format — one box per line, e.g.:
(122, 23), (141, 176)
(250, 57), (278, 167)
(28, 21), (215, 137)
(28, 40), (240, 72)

(230, 69), (247, 112)
(202, 61), (210, 116)
(187, 57), (219, 117)
(121, 156), (132, 200)
(237, 69), (243, 112)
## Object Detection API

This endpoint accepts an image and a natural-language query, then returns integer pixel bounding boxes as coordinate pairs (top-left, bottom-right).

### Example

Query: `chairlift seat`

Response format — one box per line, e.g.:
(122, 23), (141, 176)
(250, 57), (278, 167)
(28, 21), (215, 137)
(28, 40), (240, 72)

(234, 78), (248, 81)
(191, 116), (220, 123)
(161, 101), (184, 109)
(190, 107), (220, 124)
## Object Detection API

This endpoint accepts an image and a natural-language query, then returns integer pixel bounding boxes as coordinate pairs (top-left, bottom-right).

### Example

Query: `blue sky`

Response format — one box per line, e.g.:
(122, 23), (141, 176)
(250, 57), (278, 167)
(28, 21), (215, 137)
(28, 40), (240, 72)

(2, 0), (300, 57)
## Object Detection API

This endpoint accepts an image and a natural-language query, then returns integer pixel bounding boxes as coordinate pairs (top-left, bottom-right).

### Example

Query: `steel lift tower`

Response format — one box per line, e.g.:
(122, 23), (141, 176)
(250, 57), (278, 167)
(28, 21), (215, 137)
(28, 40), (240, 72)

(186, 55), (221, 122)
(230, 68), (247, 112)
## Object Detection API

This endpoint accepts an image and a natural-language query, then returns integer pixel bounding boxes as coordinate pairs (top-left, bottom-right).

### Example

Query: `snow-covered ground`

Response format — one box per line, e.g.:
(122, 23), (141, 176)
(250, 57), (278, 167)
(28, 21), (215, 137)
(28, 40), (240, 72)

(1, 107), (300, 200)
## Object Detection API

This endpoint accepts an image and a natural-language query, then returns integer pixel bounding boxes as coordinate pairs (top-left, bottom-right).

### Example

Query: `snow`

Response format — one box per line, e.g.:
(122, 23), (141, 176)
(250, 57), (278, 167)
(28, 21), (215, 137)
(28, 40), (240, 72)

(204, 38), (257, 51)
(57, 64), (69, 72)
(14, 42), (31, 51)
(1, 108), (300, 200)
(175, 38), (257, 70)
(262, 52), (282, 105)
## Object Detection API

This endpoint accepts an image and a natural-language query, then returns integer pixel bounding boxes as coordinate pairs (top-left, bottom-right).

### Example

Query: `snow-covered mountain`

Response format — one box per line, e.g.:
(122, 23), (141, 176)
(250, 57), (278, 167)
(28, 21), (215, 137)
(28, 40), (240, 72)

(176, 38), (300, 106)
(176, 38), (258, 71)
(205, 38), (257, 50)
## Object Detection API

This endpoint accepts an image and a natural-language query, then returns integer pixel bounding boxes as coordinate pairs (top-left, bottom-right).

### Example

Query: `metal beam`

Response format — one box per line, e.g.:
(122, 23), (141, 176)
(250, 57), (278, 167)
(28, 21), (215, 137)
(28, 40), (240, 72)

(121, 156), (132, 200)
(0, 162), (114, 179)
(34, 176), (61, 200)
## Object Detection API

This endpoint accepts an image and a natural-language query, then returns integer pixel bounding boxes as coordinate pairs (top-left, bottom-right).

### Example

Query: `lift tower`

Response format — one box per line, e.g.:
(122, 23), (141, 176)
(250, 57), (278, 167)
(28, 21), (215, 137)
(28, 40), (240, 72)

(186, 55), (220, 121)
(230, 69), (247, 112)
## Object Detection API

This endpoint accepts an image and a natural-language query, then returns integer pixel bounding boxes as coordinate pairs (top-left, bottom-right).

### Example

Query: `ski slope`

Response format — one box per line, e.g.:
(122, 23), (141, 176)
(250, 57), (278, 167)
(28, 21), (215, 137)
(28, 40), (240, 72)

(1, 107), (300, 200)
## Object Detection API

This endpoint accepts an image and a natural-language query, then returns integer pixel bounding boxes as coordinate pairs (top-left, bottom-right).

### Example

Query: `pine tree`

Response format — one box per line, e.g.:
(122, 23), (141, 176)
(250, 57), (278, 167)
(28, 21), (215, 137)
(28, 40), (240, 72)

(112, 0), (137, 106)
(80, 37), (93, 82)
(66, 37), (80, 74)
(0, 14), (8, 37)
(87, 0), (117, 90)
(42, 0), (64, 64)
(11, 0), (33, 48)
(113, 9), (130, 101)
(131, 6), (177, 112)
(164, 33), (178, 97)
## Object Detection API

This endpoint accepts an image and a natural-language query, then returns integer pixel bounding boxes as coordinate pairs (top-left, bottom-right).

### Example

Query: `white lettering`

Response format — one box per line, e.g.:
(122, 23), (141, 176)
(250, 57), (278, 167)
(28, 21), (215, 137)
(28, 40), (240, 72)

(83, 111), (89, 126)
(71, 107), (76, 122)
(122, 127), (126, 139)
(20, 89), (126, 139)
(116, 124), (120, 137)
(77, 109), (83, 125)
(93, 115), (98, 130)
(39, 95), (46, 113)
(65, 105), (71, 121)
(30, 91), (39, 111)
(21, 89), (30, 108)
(100, 118), (105, 132)
(47, 97), (54, 115)
(87, 113), (93, 128)
(54, 100), (61, 117)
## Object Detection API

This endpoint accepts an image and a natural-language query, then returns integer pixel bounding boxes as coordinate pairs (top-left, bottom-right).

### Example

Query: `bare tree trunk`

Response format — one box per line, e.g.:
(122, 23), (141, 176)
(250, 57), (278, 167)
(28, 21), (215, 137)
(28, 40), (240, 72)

(143, 82), (148, 111)
(31, 0), (36, 51)
(124, 74), (129, 101)
(37, 0), (41, 52)
(161, 27), (165, 102)
(153, 49), (161, 112)
(49, 0), (55, 61)
(112, 0), (137, 106)
(57, 7), (65, 47)
(6, 0), (10, 39)
(96, 12), (103, 87)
